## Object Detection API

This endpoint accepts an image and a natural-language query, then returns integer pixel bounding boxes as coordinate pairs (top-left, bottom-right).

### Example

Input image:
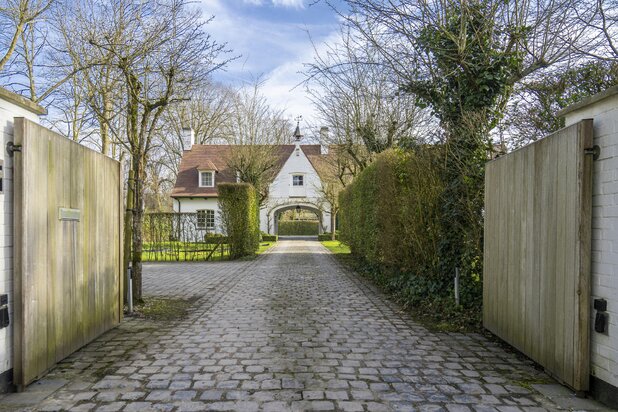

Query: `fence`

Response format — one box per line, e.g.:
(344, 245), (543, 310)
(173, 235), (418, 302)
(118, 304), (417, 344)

(12, 118), (123, 389)
(142, 213), (230, 262)
(483, 120), (593, 391)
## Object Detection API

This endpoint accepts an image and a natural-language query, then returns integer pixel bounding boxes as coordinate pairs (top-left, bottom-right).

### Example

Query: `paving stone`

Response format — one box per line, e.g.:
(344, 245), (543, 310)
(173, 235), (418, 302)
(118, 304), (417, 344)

(262, 401), (289, 411)
(291, 400), (335, 411)
(95, 401), (125, 411)
(302, 390), (324, 400)
(14, 240), (572, 411)
(338, 401), (365, 411)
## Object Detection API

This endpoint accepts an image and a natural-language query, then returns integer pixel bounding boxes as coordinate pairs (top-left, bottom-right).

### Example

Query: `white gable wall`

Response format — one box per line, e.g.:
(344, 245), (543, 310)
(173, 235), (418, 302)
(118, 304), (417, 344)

(0, 93), (42, 390)
(269, 146), (323, 202)
(172, 198), (223, 233)
(261, 144), (331, 234)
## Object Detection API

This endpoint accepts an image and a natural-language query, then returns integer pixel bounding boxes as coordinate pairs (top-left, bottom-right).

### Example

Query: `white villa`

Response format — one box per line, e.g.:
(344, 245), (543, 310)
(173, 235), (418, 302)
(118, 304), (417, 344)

(171, 126), (333, 235)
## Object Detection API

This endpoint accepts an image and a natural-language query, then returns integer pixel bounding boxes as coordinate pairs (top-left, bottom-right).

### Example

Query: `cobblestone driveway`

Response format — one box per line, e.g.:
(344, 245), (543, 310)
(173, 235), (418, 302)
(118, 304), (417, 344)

(1, 240), (609, 411)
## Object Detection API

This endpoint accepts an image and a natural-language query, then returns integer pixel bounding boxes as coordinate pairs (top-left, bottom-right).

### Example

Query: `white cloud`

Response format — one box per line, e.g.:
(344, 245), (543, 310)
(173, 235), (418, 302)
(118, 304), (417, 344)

(242, 0), (305, 8)
(200, 0), (339, 129)
(272, 0), (305, 9)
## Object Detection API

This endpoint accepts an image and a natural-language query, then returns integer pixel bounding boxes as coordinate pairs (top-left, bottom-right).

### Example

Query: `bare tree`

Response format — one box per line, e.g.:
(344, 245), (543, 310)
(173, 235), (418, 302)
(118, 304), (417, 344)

(156, 83), (236, 182)
(224, 79), (293, 204)
(73, 0), (230, 303)
(310, 145), (355, 239)
(571, 0), (618, 61)
(0, 0), (53, 72)
(305, 26), (429, 171)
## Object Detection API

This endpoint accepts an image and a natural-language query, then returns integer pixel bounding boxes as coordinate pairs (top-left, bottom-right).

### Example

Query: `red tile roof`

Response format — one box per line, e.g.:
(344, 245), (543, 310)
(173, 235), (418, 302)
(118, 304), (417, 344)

(171, 144), (323, 198)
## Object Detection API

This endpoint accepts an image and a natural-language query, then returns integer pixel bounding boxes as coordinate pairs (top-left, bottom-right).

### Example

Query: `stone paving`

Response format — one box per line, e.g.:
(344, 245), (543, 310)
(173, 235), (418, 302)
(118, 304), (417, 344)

(0, 240), (612, 411)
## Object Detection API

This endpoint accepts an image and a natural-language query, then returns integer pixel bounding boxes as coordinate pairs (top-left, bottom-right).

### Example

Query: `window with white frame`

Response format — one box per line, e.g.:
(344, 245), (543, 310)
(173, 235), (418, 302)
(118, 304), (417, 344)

(199, 170), (214, 187)
(292, 174), (304, 186)
(197, 209), (215, 229)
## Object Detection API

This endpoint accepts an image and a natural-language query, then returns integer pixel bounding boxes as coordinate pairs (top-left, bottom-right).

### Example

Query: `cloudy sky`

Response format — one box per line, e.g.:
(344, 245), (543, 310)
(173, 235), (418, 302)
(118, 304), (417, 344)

(199, 0), (345, 131)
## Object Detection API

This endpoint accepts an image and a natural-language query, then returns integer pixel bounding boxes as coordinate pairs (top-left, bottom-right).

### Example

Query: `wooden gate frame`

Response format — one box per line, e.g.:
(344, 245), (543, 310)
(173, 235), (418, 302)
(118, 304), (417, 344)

(12, 118), (123, 389)
(483, 120), (593, 392)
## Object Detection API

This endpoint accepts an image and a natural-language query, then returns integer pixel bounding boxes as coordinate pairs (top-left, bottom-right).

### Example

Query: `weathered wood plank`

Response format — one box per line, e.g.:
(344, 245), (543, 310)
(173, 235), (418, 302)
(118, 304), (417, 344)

(483, 120), (592, 392)
(13, 118), (123, 389)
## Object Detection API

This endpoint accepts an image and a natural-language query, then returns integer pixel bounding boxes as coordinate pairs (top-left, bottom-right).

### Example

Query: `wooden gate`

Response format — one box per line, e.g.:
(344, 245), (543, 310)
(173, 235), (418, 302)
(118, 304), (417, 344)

(483, 120), (593, 392)
(12, 118), (123, 389)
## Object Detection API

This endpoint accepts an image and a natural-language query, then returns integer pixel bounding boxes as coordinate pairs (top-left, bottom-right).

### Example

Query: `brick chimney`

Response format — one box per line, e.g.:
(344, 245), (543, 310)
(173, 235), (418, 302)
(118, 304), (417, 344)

(181, 127), (195, 151)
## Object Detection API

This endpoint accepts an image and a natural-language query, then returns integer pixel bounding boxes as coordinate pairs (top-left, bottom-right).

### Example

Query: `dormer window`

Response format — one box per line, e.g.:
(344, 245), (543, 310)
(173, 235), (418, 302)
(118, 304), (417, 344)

(199, 170), (215, 187)
(292, 175), (304, 186)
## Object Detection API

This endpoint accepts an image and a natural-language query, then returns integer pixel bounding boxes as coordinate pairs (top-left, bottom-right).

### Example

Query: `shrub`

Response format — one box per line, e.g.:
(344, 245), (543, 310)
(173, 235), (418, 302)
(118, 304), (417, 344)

(278, 220), (319, 236)
(261, 234), (278, 242)
(204, 234), (228, 243)
(317, 233), (337, 241)
(218, 183), (260, 259)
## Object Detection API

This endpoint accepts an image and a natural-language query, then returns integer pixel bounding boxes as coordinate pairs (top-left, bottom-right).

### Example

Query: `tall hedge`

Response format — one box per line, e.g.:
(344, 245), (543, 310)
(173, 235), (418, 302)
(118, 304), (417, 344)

(278, 220), (319, 236)
(339, 148), (443, 274)
(218, 183), (260, 259)
(338, 148), (483, 318)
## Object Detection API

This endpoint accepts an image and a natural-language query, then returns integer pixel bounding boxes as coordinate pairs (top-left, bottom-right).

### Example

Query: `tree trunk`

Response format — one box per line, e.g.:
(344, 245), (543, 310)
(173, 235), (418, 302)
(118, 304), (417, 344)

(122, 168), (134, 304)
(131, 155), (145, 304)
(331, 209), (337, 240)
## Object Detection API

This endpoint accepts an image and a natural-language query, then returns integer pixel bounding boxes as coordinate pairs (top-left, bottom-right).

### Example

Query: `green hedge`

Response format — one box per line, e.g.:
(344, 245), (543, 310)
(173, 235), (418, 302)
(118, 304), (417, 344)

(218, 183), (260, 259)
(317, 233), (337, 241)
(338, 148), (483, 327)
(261, 234), (278, 242)
(278, 220), (319, 236)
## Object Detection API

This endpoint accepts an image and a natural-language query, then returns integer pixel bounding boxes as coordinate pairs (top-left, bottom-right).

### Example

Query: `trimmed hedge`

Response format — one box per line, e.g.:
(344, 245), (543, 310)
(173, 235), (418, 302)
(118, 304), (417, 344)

(278, 220), (319, 236)
(218, 183), (260, 259)
(261, 234), (278, 242)
(317, 233), (337, 241)
(339, 148), (444, 271)
(338, 148), (483, 328)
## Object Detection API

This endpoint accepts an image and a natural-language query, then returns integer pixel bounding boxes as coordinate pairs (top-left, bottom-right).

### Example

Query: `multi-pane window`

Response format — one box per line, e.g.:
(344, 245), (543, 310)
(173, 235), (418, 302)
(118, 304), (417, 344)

(292, 175), (304, 186)
(199, 171), (214, 187)
(197, 209), (215, 229)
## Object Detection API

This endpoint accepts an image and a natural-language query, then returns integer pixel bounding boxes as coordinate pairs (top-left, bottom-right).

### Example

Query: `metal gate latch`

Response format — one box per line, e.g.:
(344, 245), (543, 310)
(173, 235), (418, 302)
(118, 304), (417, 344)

(584, 145), (600, 160)
(6, 141), (22, 157)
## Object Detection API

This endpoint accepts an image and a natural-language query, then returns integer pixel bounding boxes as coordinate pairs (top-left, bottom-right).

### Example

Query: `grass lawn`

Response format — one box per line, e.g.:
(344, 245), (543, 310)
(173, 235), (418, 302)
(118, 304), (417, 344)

(321, 240), (351, 255)
(142, 241), (229, 262)
(256, 241), (276, 254)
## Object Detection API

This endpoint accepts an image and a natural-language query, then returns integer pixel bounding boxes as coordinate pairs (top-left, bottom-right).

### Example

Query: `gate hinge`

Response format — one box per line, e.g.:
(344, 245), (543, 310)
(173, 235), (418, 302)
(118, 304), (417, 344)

(6, 141), (22, 157)
(584, 145), (600, 160)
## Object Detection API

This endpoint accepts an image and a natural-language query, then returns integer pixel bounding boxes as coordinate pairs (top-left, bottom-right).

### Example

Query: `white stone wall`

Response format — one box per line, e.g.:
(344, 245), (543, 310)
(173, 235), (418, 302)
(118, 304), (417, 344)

(172, 197), (223, 233)
(262, 144), (331, 234)
(565, 93), (618, 389)
(0, 97), (41, 379)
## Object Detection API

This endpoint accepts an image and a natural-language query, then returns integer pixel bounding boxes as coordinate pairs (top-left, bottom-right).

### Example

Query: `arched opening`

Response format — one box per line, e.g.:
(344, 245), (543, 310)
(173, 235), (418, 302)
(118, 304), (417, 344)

(270, 204), (323, 236)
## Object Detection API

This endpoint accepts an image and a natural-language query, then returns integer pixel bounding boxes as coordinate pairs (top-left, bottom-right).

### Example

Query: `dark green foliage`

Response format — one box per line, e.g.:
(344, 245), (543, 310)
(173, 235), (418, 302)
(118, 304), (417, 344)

(401, 1), (519, 304)
(317, 233), (337, 241)
(261, 234), (278, 242)
(218, 183), (260, 259)
(339, 148), (482, 328)
(278, 220), (319, 236)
